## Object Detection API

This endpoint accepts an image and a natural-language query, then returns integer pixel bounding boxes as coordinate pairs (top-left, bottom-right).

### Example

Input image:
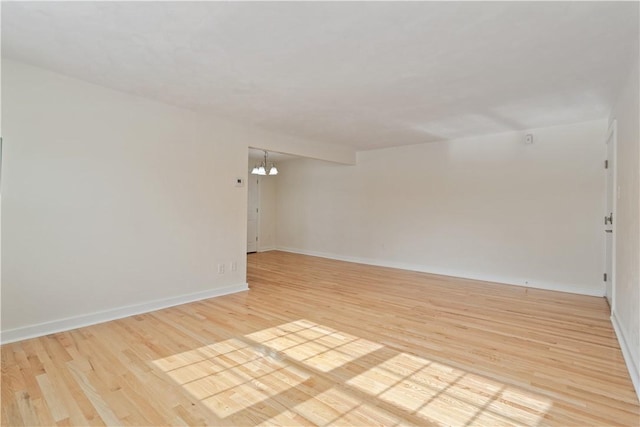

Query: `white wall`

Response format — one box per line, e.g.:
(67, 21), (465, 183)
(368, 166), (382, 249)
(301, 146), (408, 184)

(258, 175), (278, 251)
(277, 120), (607, 296)
(609, 58), (640, 397)
(1, 60), (350, 343)
(0, 60), (250, 341)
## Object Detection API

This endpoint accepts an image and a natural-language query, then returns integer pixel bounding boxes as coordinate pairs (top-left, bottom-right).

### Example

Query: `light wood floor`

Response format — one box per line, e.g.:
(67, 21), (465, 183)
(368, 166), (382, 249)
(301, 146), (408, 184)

(2, 251), (639, 426)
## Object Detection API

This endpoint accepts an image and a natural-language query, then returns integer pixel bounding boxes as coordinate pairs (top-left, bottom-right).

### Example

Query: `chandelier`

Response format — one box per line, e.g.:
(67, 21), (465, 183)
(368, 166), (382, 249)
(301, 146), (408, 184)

(251, 150), (278, 176)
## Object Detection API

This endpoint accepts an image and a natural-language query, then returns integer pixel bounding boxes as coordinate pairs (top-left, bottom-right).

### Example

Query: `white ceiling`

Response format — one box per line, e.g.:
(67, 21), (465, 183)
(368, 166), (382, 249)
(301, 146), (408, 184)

(2, 2), (638, 150)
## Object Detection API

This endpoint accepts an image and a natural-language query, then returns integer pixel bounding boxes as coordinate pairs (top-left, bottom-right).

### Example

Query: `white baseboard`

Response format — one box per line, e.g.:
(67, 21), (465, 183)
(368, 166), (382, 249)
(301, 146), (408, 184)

(611, 311), (640, 401)
(1, 283), (249, 345)
(258, 246), (276, 253)
(275, 246), (603, 297)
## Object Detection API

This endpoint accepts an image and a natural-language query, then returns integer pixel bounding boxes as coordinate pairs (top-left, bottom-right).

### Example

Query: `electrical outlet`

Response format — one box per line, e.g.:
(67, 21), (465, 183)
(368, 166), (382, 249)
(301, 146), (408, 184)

(231, 261), (237, 272)
(218, 263), (225, 274)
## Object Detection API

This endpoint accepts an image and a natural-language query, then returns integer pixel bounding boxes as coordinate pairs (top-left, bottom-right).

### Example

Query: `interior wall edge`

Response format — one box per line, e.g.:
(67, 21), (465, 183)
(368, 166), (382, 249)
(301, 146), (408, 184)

(0, 282), (249, 345)
(611, 310), (640, 401)
(275, 247), (605, 298)
(248, 136), (356, 165)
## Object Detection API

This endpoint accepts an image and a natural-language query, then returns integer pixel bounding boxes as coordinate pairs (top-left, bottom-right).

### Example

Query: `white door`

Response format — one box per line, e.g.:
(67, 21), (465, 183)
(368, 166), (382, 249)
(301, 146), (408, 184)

(247, 174), (259, 253)
(604, 126), (616, 307)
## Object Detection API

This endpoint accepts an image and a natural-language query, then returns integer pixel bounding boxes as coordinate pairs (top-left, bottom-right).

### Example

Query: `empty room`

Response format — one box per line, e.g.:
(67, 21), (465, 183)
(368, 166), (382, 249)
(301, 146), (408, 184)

(1, 1), (639, 426)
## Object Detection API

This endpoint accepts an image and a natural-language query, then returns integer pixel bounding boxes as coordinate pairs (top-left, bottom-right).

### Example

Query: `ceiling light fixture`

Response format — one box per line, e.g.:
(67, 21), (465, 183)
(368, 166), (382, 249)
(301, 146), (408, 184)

(251, 150), (278, 176)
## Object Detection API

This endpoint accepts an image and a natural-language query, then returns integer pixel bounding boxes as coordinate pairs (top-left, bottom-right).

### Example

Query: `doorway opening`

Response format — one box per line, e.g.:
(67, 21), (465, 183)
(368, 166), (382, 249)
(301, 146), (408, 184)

(604, 120), (617, 310)
(247, 148), (296, 255)
(247, 171), (259, 253)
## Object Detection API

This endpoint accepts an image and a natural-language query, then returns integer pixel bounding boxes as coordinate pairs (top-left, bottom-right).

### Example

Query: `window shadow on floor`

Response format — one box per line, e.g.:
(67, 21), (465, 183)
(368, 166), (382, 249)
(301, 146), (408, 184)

(152, 319), (552, 426)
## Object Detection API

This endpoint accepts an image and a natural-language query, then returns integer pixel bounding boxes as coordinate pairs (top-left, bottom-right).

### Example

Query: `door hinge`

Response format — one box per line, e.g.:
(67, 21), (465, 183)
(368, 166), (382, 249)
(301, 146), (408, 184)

(256, 236), (258, 241)
(604, 273), (607, 282)
(605, 160), (608, 169)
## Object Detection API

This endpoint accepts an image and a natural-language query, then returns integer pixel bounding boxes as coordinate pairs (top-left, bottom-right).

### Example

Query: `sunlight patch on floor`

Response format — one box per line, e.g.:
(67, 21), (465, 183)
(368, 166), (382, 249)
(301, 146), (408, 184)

(153, 319), (552, 425)
(153, 336), (310, 418)
(246, 319), (384, 372)
(346, 353), (552, 426)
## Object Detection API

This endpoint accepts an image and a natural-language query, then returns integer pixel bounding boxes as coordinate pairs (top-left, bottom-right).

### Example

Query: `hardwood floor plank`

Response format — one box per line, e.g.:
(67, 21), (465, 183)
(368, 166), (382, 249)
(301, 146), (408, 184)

(30, 339), (96, 426)
(1, 251), (639, 426)
(14, 391), (40, 427)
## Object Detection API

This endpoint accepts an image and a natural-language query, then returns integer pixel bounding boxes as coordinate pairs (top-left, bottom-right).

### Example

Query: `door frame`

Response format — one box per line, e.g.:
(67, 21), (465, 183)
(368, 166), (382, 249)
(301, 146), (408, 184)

(604, 119), (617, 309)
(247, 169), (260, 254)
